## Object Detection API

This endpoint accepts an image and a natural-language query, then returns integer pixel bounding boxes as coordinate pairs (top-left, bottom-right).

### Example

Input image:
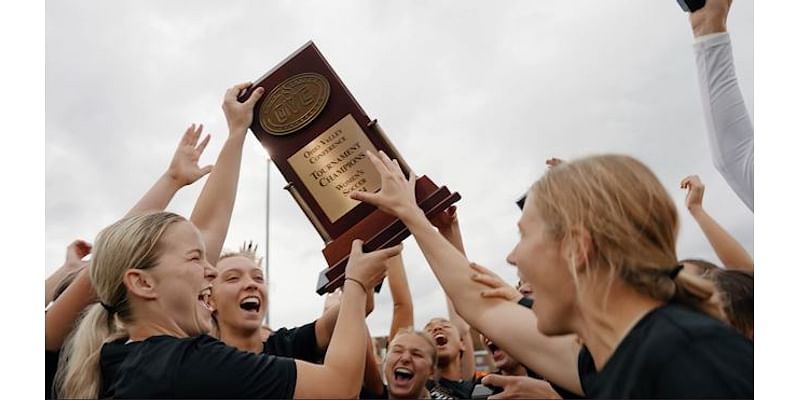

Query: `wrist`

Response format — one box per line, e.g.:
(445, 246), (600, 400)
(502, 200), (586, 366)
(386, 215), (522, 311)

(227, 124), (249, 138)
(162, 170), (188, 190)
(398, 206), (427, 226)
(688, 204), (705, 216)
(344, 276), (368, 292)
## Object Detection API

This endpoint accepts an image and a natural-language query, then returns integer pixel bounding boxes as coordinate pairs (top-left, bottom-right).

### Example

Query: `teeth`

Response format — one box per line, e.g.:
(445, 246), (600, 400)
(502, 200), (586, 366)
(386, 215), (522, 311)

(395, 367), (413, 375)
(240, 296), (260, 306)
(434, 334), (447, 345)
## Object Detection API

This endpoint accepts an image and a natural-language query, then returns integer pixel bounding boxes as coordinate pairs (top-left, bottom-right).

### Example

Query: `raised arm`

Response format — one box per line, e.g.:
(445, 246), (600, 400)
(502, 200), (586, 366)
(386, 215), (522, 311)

(294, 240), (402, 399)
(125, 124), (213, 218)
(387, 253), (414, 341)
(681, 175), (753, 272)
(689, 0), (754, 211)
(45, 240), (91, 306)
(190, 83), (264, 266)
(432, 206), (476, 380)
(351, 151), (583, 394)
(46, 126), (213, 350)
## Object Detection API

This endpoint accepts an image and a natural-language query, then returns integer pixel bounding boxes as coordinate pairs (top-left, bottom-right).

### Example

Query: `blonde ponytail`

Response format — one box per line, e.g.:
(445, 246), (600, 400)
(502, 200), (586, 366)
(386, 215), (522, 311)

(55, 304), (126, 398)
(532, 155), (727, 322)
(54, 211), (185, 398)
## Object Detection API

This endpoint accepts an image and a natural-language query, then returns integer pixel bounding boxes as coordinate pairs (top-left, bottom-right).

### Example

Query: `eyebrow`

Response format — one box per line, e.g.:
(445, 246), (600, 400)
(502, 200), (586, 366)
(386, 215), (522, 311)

(186, 248), (203, 257)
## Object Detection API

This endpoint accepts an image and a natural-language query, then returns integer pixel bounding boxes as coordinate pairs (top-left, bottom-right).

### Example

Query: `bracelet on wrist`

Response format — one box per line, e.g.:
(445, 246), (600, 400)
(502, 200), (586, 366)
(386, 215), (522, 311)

(344, 277), (368, 294)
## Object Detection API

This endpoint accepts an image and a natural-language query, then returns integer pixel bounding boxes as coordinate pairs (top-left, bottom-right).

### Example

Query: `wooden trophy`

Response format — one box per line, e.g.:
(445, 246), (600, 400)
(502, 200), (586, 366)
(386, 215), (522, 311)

(240, 41), (461, 295)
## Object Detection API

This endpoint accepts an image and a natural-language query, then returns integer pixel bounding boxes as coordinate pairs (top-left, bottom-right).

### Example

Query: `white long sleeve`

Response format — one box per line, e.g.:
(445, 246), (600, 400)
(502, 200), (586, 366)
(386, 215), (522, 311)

(694, 32), (754, 211)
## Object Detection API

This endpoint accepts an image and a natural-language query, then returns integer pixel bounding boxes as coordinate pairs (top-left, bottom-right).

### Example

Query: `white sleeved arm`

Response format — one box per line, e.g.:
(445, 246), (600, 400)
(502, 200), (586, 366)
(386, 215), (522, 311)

(693, 32), (754, 211)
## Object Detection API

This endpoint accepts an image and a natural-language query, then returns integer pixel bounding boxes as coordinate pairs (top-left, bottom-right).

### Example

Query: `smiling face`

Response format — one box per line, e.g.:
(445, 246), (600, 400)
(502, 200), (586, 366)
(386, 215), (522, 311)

(146, 220), (216, 337)
(384, 332), (436, 399)
(506, 195), (578, 336)
(211, 255), (268, 335)
(423, 318), (464, 366)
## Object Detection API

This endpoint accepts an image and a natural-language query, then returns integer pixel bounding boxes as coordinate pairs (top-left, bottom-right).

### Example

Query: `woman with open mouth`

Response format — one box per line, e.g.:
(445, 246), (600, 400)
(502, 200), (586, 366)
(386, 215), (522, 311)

(352, 150), (753, 398)
(209, 241), (385, 395)
(54, 82), (404, 399)
(54, 211), (399, 398)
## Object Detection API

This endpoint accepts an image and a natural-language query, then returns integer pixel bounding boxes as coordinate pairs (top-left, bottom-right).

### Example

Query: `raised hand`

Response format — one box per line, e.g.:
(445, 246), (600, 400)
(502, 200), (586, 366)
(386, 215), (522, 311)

(64, 239), (92, 269)
(167, 124), (213, 187)
(222, 82), (265, 134)
(680, 175), (705, 212)
(344, 239), (403, 291)
(482, 374), (562, 400)
(430, 205), (458, 231)
(350, 151), (419, 220)
(469, 262), (522, 303)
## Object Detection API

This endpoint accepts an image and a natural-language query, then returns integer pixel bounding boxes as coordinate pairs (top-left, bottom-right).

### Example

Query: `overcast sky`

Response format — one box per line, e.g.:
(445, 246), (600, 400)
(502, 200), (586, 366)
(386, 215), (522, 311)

(45, 0), (753, 337)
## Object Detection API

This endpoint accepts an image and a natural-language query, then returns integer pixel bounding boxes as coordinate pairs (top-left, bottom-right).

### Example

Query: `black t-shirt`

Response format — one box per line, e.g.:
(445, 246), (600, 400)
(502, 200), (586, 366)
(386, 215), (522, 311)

(427, 376), (478, 400)
(263, 321), (323, 363)
(359, 384), (389, 399)
(45, 350), (60, 399)
(577, 303), (753, 399)
(100, 334), (296, 399)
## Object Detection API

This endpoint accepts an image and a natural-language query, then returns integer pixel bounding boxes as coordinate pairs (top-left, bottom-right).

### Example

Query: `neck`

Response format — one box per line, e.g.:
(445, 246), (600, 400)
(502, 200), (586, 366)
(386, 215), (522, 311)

(573, 279), (664, 371)
(218, 324), (263, 353)
(500, 364), (527, 377)
(126, 317), (187, 342)
(437, 356), (463, 381)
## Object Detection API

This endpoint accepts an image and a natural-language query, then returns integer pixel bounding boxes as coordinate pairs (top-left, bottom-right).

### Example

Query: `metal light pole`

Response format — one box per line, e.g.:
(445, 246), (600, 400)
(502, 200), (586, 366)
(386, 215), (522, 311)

(265, 156), (271, 327)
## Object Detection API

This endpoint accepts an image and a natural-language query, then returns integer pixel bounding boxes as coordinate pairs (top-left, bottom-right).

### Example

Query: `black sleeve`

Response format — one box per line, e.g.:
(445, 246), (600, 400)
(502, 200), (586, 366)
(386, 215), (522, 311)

(45, 350), (60, 399)
(359, 384), (388, 399)
(654, 335), (753, 398)
(576, 345), (595, 396)
(176, 336), (297, 398)
(264, 321), (323, 363)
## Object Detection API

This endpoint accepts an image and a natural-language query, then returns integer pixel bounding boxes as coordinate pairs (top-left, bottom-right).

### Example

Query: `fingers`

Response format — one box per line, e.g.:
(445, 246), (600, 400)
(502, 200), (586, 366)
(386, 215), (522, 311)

(480, 287), (515, 300)
(469, 261), (494, 275)
(365, 151), (391, 177)
(472, 273), (502, 289)
(370, 243), (404, 261)
(482, 374), (511, 388)
(225, 82), (252, 102)
(349, 239), (365, 258)
(244, 86), (265, 106)
(199, 165), (213, 177)
(196, 134), (211, 155)
(181, 124), (196, 145)
(378, 150), (401, 175)
(350, 190), (379, 205)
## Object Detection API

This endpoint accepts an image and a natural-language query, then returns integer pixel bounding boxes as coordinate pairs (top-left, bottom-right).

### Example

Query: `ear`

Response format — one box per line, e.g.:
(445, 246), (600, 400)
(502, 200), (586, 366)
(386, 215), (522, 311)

(123, 269), (158, 300)
(561, 227), (593, 274)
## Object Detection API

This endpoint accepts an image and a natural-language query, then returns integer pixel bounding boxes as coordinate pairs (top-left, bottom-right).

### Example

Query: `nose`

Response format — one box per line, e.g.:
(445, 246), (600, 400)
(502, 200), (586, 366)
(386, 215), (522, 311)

(243, 276), (259, 291)
(506, 246), (518, 266)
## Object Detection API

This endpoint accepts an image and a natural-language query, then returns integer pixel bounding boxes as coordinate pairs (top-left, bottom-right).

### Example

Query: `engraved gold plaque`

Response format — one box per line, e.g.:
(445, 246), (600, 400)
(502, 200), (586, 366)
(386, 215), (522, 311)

(259, 73), (330, 136)
(288, 114), (381, 222)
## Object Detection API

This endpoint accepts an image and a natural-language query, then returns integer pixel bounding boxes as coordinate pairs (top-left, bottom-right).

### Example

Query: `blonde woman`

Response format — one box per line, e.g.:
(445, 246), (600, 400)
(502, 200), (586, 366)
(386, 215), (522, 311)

(352, 151), (753, 398)
(210, 242), (385, 395)
(55, 212), (400, 398)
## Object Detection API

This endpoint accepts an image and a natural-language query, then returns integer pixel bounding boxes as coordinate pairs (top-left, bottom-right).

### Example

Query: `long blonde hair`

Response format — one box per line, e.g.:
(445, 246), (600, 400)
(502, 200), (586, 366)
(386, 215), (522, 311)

(531, 155), (726, 321)
(55, 212), (185, 399)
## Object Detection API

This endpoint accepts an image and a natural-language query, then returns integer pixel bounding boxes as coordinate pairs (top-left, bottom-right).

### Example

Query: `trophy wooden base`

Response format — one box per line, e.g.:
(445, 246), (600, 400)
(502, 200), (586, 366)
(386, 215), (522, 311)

(315, 175), (460, 295)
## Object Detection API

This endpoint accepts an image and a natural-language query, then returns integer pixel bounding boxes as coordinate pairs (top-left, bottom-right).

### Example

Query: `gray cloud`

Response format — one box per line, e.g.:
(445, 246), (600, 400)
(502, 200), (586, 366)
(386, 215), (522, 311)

(46, 0), (753, 335)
